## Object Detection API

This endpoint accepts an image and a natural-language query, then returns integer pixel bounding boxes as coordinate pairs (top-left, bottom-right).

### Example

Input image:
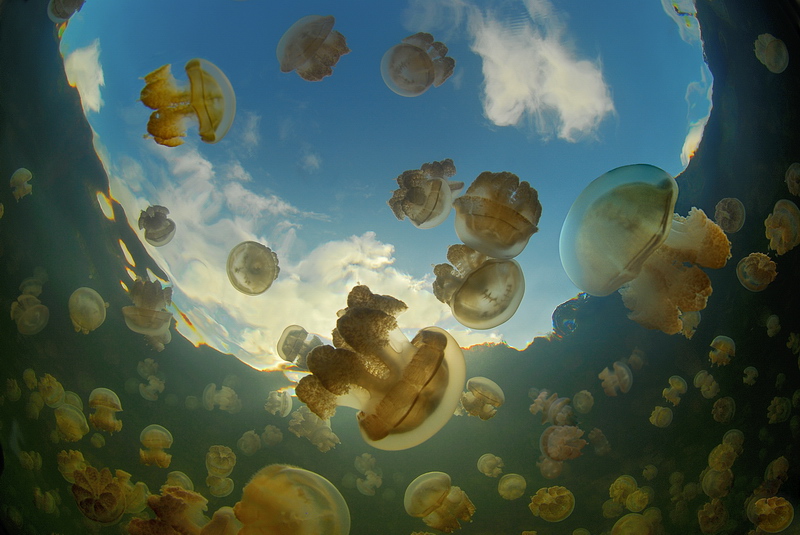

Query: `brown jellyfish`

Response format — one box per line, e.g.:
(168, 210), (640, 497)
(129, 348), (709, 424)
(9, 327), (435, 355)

(9, 168), (32, 201)
(712, 397), (736, 423)
(71, 466), (126, 525)
(388, 159), (464, 228)
(88, 388), (123, 434)
(540, 425), (587, 461)
(737, 252), (778, 291)
(765, 199), (800, 255)
(498, 474), (526, 501)
(750, 496), (795, 533)
(459, 377), (505, 420)
(714, 198), (746, 233)
(138, 205), (176, 246)
(226, 241), (280, 295)
(139, 424), (173, 468)
(708, 335), (735, 366)
(528, 486), (575, 522)
(68, 287), (108, 334)
(140, 58), (236, 146)
(404, 471), (475, 532)
(381, 32), (455, 97)
(10, 294), (49, 335)
(276, 15), (349, 82)
(755, 34), (789, 74)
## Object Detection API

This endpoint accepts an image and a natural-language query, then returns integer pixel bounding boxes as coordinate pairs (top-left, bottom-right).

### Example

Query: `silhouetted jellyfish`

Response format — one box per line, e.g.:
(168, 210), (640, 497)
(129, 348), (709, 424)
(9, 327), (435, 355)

(433, 244), (525, 329)
(498, 474), (526, 500)
(295, 285), (466, 450)
(765, 199), (800, 255)
(786, 163), (800, 196)
(453, 171), (542, 259)
(528, 486), (575, 522)
(388, 159), (464, 229)
(755, 34), (789, 74)
(47, 0), (85, 22)
(714, 198), (745, 233)
(737, 252), (778, 291)
(10, 294), (49, 335)
(122, 276), (173, 341)
(404, 472), (475, 532)
(743, 366), (759, 385)
(264, 390), (292, 417)
(71, 466), (126, 525)
(234, 464), (350, 534)
(712, 397), (736, 423)
(381, 33), (455, 97)
(227, 241), (280, 295)
(140, 58), (236, 146)
(68, 287), (108, 334)
(9, 168), (32, 201)
(138, 205), (176, 246)
(460, 377), (505, 420)
(551, 293), (589, 338)
(276, 15), (350, 82)
(276, 325), (322, 370)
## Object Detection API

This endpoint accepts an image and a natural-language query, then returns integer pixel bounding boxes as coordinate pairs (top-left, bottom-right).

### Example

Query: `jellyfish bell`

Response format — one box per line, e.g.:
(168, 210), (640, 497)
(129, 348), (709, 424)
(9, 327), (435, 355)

(498, 474), (526, 500)
(68, 287), (108, 334)
(47, 0), (85, 23)
(138, 205), (176, 247)
(388, 159), (462, 229)
(71, 466), (126, 525)
(264, 390), (293, 417)
(755, 33), (789, 74)
(122, 306), (172, 336)
(560, 164), (678, 296)
(140, 58), (236, 147)
(765, 199), (800, 255)
(276, 324), (322, 369)
(10, 294), (49, 335)
(276, 15), (350, 81)
(88, 387), (123, 434)
(714, 198), (746, 233)
(226, 241), (280, 295)
(404, 471), (475, 532)
(737, 252), (778, 291)
(9, 167), (32, 201)
(381, 32), (455, 97)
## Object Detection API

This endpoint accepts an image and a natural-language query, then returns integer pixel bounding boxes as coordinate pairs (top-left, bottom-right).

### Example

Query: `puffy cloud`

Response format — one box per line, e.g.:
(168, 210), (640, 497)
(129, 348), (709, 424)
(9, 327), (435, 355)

(301, 151), (322, 172)
(238, 111), (261, 153)
(63, 38), (104, 113)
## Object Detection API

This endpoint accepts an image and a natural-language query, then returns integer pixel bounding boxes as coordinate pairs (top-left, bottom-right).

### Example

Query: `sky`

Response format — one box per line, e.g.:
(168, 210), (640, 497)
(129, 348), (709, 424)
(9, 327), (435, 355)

(59, 0), (712, 370)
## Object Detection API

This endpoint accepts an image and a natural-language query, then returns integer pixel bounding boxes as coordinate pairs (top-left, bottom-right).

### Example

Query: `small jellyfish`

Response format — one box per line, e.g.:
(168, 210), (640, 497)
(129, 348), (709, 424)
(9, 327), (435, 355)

(288, 406), (340, 452)
(498, 474), (526, 501)
(754, 33), (789, 74)
(625, 487), (653, 512)
(381, 32), (455, 97)
(737, 252), (778, 291)
(57, 450), (88, 482)
(25, 392), (44, 419)
(387, 159), (463, 229)
(698, 498), (728, 533)
(90, 433), (105, 448)
(277, 15), (349, 82)
(207, 474), (235, 498)
(227, 241), (280, 295)
(71, 466), (126, 525)
(38, 373), (65, 407)
(680, 310), (701, 339)
(528, 486), (575, 522)
(276, 324), (323, 370)
(662, 375), (687, 406)
(10, 294), (49, 335)
(356, 471), (382, 496)
(261, 424), (283, 446)
(264, 390), (293, 417)
(404, 471), (475, 532)
(139, 375), (165, 401)
(55, 403), (89, 442)
(139, 424), (173, 468)
(6, 378), (22, 401)
(712, 397), (736, 423)
(433, 243), (525, 330)
(649, 406), (673, 428)
(786, 163), (800, 196)
(122, 276), (173, 339)
(453, 171), (542, 259)
(68, 287), (108, 334)
(588, 428), (611, 456)
(529, 391), (575, 426)
(138, 205), (176, 246)
(701, 468), (733, 498)
(708, 335), (735, 366)
(694, 370), (720, 399)
(572, 390), (594, 414)
(237, 430), (261, 456)
(459, 377), (505, 420)
(609, 475), (638, 505)
(708, 444), (737, 472)
(540, 425), (586, 462)
(22, 368), (37, 390)
(140, 59), (236, 146)
(476, 453), (504, 478)
(714, 198), (746, 233)
(767, 314), (781, 337)
(88, 387), (123, 434)
(768, 397), (792, 424)
(765, 199), (800, 255)
(9, 168), (32, 201)
(354, 453), (377, 475)
(722, 429), (745, 456)
(642, 465), (658, 481)
(202, 383), (242, 413)
(128, 486), (210, 535)
(598, 361), (633, 396)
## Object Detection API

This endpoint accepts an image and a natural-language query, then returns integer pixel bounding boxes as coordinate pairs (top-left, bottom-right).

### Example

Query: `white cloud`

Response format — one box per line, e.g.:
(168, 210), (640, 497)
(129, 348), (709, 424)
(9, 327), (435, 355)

(64, 39), (104, 113)
(223, 181), (302, 218)
(301, 151), (322, 172)
(239, 111), (261, 153)
(221, 160), (253, 182)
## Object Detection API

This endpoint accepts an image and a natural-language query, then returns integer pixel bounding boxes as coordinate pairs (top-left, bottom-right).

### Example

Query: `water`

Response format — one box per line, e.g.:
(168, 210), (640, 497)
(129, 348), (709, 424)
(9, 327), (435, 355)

(0, 0), (799, 534)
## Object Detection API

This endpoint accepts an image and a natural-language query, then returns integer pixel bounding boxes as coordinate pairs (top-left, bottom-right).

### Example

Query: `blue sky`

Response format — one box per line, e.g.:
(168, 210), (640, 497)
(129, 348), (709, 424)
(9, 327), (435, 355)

(59, 0), (711, 369)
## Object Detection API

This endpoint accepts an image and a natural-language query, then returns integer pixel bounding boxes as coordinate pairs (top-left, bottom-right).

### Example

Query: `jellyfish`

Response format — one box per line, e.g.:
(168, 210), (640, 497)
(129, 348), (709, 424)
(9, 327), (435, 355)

(10, 294), (49, 335)
(786, 163), (800, 196)
(388, 159), (463, 229)
(57, 450), (88, 483)
(649, 406), (673, 428)
(138, 205), (176, 246)
(490, 474), (524, 502)
(122, 276), (173, 340)
(528, 486), (575, 522)
(18, 451), (41, 470)
(603, 499), (624, 519)
(25, 392), (44, 419)
(47, 0), (85, 22)
(714, 198), (746, 233)
(765, 199), (800, 255)
(679, 310), (701, 339)
(127, 486), (210, 535)
(768, 397), (792, 424)
(139, 424), (173, 468)
(137, 358), (158, 379)
(288, 406), (340, 452)
(33, 488), (57, 514)
(540, 425), (586, 462)
(139, 375), (165, 401)
(203, 383), (242, 413)
(264, 390), (292, 417)
(529, 391), (575, 426)
(68, 287), (108, 334)
(5, 378), (21, 401)
(433, 244), (525, 329)
(295, 285), (466, 450)
(609, 475), (638, 505)
(721, 430), (745, 457)
(276, 15), (349, 82)
(55, 403), (90, 442)
(207, 475), (235, 498)
(453, 171), (542, 259)
(701, 468), (733, 499)
(662, 375), (687, 406)
(233, 464), (350, 534)
(476, 454), (504, 478)
(237, 430), (261, 456)
(751, 497), (794, 533)
(71, 466), (126, 525)
(89, 433), (105, 448)
(404, 471), (475, 533)
(459, 376), (505, 420)
(88, 387), (122, 434)
(708, 443), (737, 472)
(642, 465), (658, 482)
(754, 34), (789, 73)
(9, 168), (32, 201)
(38, 373), (65, 407)
(598, 361), (633, 396)
(226, 241), (280, 295)
(708, 335), (735, 366)
(737, 252), (778, 291)
(589, 428), (611, 456)
(712, 397), (735, 423)
(276, 324), (323, 370)
(381, 32), (455, 97)
(612, 512), (660, 534)
(162, 471), (194, 493)
(572, 390), (594, 414)
(22, 368), (37, 390)
(261, 424), (283, 447)
(206, 445), (237, 479)
(140, 58), (236, 146)
(356, 471), (382, 496)
(625, 487), (653, 512)
(694, 370), (720, 399)
(767, 314), (781, 337)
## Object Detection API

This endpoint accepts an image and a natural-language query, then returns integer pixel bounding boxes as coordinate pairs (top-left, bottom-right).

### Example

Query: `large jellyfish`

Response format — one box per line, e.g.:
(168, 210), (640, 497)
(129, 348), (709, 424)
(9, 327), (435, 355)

(754, 34), (789, 74)
(138, 205), (176, 246)
(453, 171), (542, 259)
(68, 287), (108, 334)
(404, 472), (475, 533)
(140, 58), (236, 146)
(387, 159), (464, 229)
(381, 33), (455, 97)
(226, 241), (280, 295)
(433, 244), (525, 329)
(70, 466), (126, 525)
(276, 15), (350, 82)
(295, 285), (466, 450)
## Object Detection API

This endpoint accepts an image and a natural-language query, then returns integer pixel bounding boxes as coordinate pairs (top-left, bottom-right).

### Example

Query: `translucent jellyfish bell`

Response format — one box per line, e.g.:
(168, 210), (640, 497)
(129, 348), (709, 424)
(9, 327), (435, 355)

(714, 198), (746, 233)
(226, 241), (280, 295)
(276, 325), (323, 369)
(387, 159), (464, 229)
(754, 34), (789, 74)
(140, 58), (236, 147)
(9, 168), (32, 201)
(10, 294), (49, 335)
(68, 287), (108, 334)
(404, 472), (475, 532)
(276, 15), (350, 81)
(560, 164), (678, 296)
(138, 205), (176, 246)
(381, 33), (455, 97)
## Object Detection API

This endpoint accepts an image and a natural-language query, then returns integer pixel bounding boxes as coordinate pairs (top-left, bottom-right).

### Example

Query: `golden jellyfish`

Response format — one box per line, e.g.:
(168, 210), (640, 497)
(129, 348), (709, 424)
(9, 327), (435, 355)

(755, 33), (789, 74)
(202, 506), (242, 535)
(10, 294), (49, 335)
(588, 427), (611, 456)
(712, 397), (736, 423)
(765, 199), (800, 255)
(537, 455), (564, 479)
(722, 429), (745, 455)
(206, 445), (237, 478)
(529, 391), (575, 426)
(71, 466), (126, 525)
(737, 252), (778, 291)
(261, 424), (283, 446)
(207, 475), (235, 498)
(295, 285), (466, 450)
(751, 496), (795, 533)
(477, 453), (504, 478)
(662, 375), (687, 406)
(714, 197), (746, 233)
(288, 406), (341, 452)
(68, 287), (108, 334)
(767, 314), (781, 337)
(625, 487), (653, 513)
(404, 471), (475, 533)
(203, 383), (242, 413)
(603, 499), (624, 519)
(768, 396), (792, 423)
(138, 357), (159, 379)
(708, 335), (735, 366)
(540, 425), (587, 461)
(572, 390), (594, 414)
(528, 486), (575, 522)
(138, 205), (176, 246)
(88, 387), (123, 434)
(139, 424), (173, 468)
(264, 389), (292, 417)
(381, 32), (455, 97)
(388, 159), (464, 229)
(498, 474), (526, 500)
(744, 366), (759, 385)
(598, 361), (633, 396)
(642, 465), (658, 481)
(612, 512), (657, 535)
(680, 310), (701, 339)
(38, 373), (65, 407)
(433, 244), (525, 329)
(33, 487), (57, 514)
(140, 374), (165, 401)
(127, 485), (210, 535)
(9, 167), (32, 201)
(18, 450), (41, 471)
(226, 241), (280, 295)
(276, 324), (323, 370)
(708, 443), (737, 471)
(698, 498), (728, 533)
(276, 15), (349, 82)
(57, 450), (88, 483)
(22, 368), (37, 390)
(356, 470), (382, 496)
(25, 391), (44, 419)
(693, 370), (720, 399)
(786, 162), (800, 195)
(237, 430), (261, 456)
(122, 276), (173, 339)
(701, 468), (733, 498)
(453, 171), (542, 259)
(90, 433), (105, 448)
(460, 376), (505, 420)
(354, 453), (377, 475)
(234, 464), (350, 535)
(55, 403), (89, 442)
(164, 471), (195, 491)
(140, 58), (236, 146)
(116, 470), (149, 515)
(610, 475), (638, 505)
